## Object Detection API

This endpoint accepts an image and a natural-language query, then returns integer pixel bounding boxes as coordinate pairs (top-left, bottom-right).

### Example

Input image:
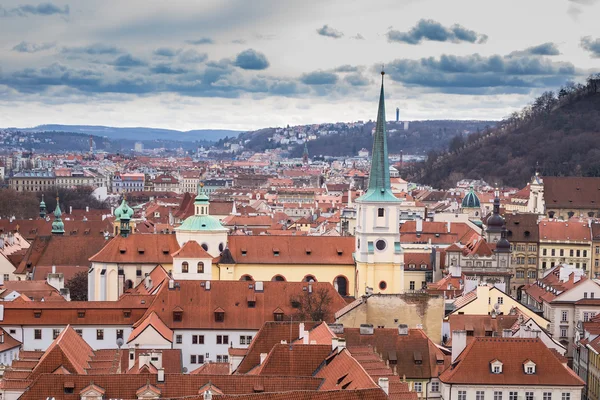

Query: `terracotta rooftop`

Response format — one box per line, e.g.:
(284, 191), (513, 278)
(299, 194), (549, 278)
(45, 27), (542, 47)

(171, 240), (212, 259)
(89, 234), (180, 264)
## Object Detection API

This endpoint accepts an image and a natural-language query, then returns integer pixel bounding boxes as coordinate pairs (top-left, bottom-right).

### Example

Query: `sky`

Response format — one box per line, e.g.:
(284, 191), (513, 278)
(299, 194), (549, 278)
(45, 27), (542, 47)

(0, 0), (599, 131)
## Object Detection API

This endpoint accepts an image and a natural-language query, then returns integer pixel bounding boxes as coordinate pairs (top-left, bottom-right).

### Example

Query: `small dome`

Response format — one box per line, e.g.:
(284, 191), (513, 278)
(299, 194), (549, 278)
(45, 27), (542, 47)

(115, 199), (134, 220)
(461, 186), (480, 208)
(487, 213), (504, 228)
(496, 237), (510, 250)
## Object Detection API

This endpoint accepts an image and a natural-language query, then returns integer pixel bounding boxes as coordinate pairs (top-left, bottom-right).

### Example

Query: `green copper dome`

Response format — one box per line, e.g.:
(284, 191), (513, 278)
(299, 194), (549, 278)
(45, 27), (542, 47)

(115, 198), (134, 221)
(51, 197), (64, 234)
(178, 215), (228, 232)
(462, 186), (481, 208)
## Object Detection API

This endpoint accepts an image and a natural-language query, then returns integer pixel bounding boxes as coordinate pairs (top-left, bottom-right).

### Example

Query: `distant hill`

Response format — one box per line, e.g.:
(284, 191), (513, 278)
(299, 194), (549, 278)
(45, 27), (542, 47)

(13, 125), (241, 143)
(407, 77), (600, 189)
(238, 120), (496, 157)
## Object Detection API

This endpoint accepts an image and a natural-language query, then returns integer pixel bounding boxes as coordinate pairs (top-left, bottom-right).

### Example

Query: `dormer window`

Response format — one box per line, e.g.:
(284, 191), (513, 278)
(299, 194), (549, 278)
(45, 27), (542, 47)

(241, 248), (247, 256)
(138, 247), (145, 254)
(524, 360), (536, 374)
(34, 310), (42, 318)
(215, 308), (225, 322)
(173, 307), (183, 322)
(78, 310), (86, 318)
(273, 308), (284, 321)
(491, 359), (503, 374)
(273, 248), (280, 256)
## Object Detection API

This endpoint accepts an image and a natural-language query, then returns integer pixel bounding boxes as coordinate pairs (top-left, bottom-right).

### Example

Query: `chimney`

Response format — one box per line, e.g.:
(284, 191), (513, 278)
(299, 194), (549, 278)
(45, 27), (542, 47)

(299, 322), (309, 344)
(502, 329), (513, 338)
(447, 221), (451, 233)
(260, 353), (268, 364)
(128, 348), (135, 371)
(416, 218), (423, 233)
(328, 323), (344, 334)
(359, 324), (374, 335)
(378, 377), (389, 395)
(451, 330), (467, 362)
(86, 206), (89, 213)
(157, 368), (165, 383)
(336, 338), (346, 353)
(69, 206), (72, 215)
(331, 337), (339, 352)
(168, 279), (175, 290)
(398, 324), (409, 335)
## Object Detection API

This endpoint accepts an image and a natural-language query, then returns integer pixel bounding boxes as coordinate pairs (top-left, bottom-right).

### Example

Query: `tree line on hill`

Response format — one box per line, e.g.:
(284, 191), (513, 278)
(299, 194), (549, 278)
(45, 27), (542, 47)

(400, 74), (600, 188)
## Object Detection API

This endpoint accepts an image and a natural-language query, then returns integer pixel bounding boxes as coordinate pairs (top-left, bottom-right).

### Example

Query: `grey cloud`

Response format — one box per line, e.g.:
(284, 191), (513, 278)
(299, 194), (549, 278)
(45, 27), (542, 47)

(233, 49), (269, 70)
(384, 53), (576, 94)
(581, 36), (600, 57)
(153, 47), (179, 57)
(12, 41), (55, 53)
(150, 64), (188, 75)
(344, 73), (370, 86)
(112, 54), (147, 71)
(186, 37), (215, 45)
(0, 2), (69, 17)
(387, 19), (487, 45)
(231, 39), (247, 44)
(316, 24), (343, 39)
(334, 65), (360, 73)
(178, 49), (208, 63)
(351, 33), (365, 40)
(300, 70), (338, 85)
(513, 42), (561, 56)
(62, 43), (122, 55)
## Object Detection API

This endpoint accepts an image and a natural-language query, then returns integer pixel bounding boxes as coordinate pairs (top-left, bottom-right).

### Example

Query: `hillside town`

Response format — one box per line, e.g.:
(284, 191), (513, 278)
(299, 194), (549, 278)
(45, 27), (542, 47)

(0, 75), (598, 400)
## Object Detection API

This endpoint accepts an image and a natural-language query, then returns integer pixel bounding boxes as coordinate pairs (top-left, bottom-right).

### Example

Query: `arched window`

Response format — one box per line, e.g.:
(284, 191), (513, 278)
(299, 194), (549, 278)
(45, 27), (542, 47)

(334, 275), (349, 296)
(201, 243), (208, 252)
(197, 262), (204, 273)
(379, 281), (387, 291)
(182, 262), (189, 273)
(240, 274), (254, 281)
(303, 275), (317, 282)
(272, 275), (286, 282)
(219, 243), (224, 252)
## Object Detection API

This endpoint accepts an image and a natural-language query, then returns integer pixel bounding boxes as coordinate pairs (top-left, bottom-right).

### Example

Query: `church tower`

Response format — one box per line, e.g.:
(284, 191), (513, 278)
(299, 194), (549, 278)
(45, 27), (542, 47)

(354, 71), (403, 295)
(51, 197), (65, 235)
(302, 141), (309, 165)
(528, 168), (545, 215)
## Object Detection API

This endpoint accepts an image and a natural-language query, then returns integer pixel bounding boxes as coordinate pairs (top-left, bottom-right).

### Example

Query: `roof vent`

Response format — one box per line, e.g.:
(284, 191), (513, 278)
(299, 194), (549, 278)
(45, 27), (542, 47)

(359, 324), (374, 335)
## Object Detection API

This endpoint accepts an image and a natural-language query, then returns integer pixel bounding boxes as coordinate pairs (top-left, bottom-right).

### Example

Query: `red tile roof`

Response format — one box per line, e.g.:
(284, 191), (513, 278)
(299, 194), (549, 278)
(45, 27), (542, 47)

(440, 337), (584, 386)
(251, 344), (333, 376)
(226, 236), (354, 265)
(191, 362), (230, 375)
(89, 234), (180, 264)
(128, 311), (173, 343)
(543, 177), (600, 209)
(315, 348), (378, 391)
(171, 240), (212, 259)
(539, 219), (591, 241)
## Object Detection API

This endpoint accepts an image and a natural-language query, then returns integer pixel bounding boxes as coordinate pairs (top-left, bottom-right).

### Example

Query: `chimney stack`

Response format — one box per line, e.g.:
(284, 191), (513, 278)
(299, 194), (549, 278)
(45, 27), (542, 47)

(378, 377), (389, 395)
(451, 330), (467, 362)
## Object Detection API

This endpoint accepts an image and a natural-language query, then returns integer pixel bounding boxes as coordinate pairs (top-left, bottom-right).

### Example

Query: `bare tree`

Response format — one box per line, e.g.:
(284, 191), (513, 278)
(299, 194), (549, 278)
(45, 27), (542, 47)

(290, 287), (334, 321)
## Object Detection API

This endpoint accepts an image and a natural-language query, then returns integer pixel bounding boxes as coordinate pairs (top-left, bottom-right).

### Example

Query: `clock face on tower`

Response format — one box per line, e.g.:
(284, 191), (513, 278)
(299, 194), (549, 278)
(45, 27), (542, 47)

(376, 239), (386, 251)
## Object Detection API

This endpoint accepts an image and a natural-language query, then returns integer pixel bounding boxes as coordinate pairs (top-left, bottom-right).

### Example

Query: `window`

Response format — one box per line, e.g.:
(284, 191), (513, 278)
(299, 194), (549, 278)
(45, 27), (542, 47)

(542, 262), (547, 269)
(431, 382), (439, 392)
(116, 330), (123, 340)
(53, 329), (61, 339)
(584, 250), (588, 258)
(176, 335), (182, 344)
(197, 262), (204, 273)
(174, 311), (183, 322)
(217, 335), (229, 345)
(215, 311), (225, 322)
(510, 392), (518, 400)
(458, 391), (467, 400)
(551, 249), (555, 256)
(476, 391), (485, 400)
(410, 281), (415, 290)
(516, 270), (524, 278)
(577, 250), (581, 257)
(562, 394), (570, 400)
(34, 329), (42, 340)
(494, 392), (503, 400)
(378, 208), (385, 217)
(562, 310), (568, 322)
(544, 393), (552, 400)
(543, 249), (547, 256)
(528, 271), (537, 279)
(414, 383), (422, 393)
(561, 328), (568, 337)
(198, 355), (205, 364)
(3, 274), (8, 282)
(97, 329), (104, 340)
(526, 366), (535, 374)
(570, 250), (574, 257)
(182, 262), (189, 273)
(498, 297), (503, 305)
(190, 355), (197, 364)
(526, 393), (534, 400)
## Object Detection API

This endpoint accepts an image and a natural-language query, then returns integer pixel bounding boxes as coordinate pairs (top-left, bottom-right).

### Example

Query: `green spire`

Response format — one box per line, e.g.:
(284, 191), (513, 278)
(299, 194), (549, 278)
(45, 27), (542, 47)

(114, 196), (134, 237)
(39, 194), (47, 219)
(51, 197), (64, 235)
(357, 71), (399, 203)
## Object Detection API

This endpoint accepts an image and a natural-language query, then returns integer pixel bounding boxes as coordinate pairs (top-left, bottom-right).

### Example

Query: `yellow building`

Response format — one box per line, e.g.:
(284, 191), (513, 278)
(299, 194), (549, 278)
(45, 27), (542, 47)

(538, 219), (592, 275)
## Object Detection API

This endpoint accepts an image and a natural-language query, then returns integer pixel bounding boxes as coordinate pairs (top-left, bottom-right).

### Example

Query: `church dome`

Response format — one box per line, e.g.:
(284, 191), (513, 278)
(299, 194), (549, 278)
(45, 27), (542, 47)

(461, 186), (480, 208)
(178, 215), (227, 232)
(114, 199), (134, 221)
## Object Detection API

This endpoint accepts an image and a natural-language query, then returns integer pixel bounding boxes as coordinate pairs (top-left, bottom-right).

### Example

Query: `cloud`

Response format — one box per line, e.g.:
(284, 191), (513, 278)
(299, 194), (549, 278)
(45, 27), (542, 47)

(112, 54), (147, 70)
(513, 42), (561, 56)
(316, 24), (344, 39)
(581, 36), (600, 57)
(153, 47), (179, 57)
(567, 0), (599, 19)
(0, 2), (69, 17)
(344, 73), (370, 86)
(233, 49), (269, 70)
(351, 33), (365, 40)
(12, 41), (55, 53)
(334, 65), (360, 73)
(231, 39), (247, 45)
(384, 53), (576, 94)
(186, 37), (214, 45)
(149, 64), (188, 75)
(178, 49), (208, 63)
(300, 70), (338, 85)
(62, 43), (122, 55)
(386, 19), (487, 45)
